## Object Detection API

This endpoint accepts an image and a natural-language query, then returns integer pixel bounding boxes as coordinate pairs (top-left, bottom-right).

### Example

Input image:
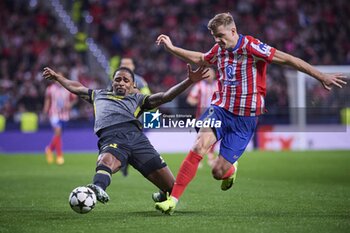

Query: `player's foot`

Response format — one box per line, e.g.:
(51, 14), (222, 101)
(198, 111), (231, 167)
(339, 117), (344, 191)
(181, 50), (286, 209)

(221, 161), (238, 191)
(152, 190), (167, 202)
(86, 184), (110, 204)
(56, 156), (64, 165)
(45, 146), (54, 164)
(155, 194), (177, 215)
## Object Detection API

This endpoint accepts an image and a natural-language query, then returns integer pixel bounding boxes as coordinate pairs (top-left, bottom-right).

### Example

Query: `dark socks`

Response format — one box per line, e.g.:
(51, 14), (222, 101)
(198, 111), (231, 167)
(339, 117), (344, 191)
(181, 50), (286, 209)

(93, 165), (112, 190)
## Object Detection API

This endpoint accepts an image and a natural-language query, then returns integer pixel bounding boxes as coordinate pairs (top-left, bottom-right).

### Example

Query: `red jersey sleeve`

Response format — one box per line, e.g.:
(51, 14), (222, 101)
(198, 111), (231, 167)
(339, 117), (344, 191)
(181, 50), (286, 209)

(203, 44), (220, 65)
(246, 36), (276, 63)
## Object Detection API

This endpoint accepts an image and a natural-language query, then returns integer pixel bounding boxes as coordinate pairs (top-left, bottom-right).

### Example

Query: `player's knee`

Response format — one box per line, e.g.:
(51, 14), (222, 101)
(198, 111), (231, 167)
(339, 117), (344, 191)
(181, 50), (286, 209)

(97, 153), (121, 173)
(192, 138), (209, 155)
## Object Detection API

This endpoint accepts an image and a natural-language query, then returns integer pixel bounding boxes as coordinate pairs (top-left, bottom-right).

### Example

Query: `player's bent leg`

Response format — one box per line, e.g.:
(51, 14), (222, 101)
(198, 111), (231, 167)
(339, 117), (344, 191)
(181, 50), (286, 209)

(146, 166), (175, 202)
(191, 128), (217, 155)
(211, 155), (233, 179)
(88, 153), (122, 204)
(220, 161), (238, 191)
(156, 129), (217, 214)
(212, 155), (238, 191)
(154, 150), (204, 215)
(207, 151), (215, 167)
(207, 142), (217, 167)
(154, 129), (217, 215)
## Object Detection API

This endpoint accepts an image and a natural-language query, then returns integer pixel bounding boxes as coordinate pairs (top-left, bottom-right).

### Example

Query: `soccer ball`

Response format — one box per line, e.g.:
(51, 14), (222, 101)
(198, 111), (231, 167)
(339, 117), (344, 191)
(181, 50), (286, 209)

(69, 186), (97, 214)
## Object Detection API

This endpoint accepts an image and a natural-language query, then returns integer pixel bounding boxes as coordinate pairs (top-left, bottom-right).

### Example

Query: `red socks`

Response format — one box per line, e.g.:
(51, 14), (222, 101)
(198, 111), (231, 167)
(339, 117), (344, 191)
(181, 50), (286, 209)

(55, 136), (62, 157)
(171, 150), (203, 199)
(222, 165), (235, 179)
(170, 151), (235, 199)
(49, 135), (63, 157)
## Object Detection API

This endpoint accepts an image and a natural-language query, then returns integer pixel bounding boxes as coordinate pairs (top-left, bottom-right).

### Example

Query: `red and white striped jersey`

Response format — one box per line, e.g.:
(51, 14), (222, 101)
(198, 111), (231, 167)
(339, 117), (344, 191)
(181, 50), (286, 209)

(188, 80), (217, 118)
(45, 83), (75, 121)
(204, 35), (276, 116)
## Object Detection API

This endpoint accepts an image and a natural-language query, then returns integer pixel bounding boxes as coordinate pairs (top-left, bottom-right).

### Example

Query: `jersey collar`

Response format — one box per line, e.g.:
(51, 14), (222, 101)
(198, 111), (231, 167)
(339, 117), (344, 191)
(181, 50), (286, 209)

(227, 34), (243, 52)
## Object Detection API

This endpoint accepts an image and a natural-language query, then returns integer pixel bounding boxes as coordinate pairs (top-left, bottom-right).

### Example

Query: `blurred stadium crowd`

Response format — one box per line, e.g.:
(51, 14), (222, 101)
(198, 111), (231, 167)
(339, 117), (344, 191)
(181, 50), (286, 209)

(0, 0), (349, 126)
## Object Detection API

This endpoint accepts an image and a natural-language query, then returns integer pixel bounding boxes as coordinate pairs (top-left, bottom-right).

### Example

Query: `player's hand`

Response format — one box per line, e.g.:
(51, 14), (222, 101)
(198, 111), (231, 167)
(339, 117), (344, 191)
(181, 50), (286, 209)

(321, 73), (347, 91)
(156, 34), (174, 51)
(42, 67), (58, 81)
(187, 64), (210, 83)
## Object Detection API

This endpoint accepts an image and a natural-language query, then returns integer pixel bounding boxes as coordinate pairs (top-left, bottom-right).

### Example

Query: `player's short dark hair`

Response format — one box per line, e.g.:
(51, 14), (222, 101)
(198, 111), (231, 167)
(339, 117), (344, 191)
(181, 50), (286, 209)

(113, 67), (135, 82)
(207, 12), (235, 31)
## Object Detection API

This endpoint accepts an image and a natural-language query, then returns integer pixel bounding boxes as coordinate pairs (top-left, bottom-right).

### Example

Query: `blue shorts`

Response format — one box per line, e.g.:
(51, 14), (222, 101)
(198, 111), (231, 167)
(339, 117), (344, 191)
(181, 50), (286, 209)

(50, 116), (67, 129)
(199, 105), (258, 164)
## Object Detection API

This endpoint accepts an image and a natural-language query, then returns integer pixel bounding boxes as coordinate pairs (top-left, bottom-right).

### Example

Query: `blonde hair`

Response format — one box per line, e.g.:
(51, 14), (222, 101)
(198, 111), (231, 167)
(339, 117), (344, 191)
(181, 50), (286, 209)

(207, 12), (235, 31)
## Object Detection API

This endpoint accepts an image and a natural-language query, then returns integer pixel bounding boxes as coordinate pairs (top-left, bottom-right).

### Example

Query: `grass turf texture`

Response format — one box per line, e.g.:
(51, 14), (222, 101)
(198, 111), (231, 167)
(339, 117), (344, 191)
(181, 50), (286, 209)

(0, 151), (349, 233)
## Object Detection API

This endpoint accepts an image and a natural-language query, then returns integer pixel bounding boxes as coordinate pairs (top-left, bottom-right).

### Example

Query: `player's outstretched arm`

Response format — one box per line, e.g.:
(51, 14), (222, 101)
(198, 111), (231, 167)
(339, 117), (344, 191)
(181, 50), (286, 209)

(144, 64), (209, 109)
(272, 50), (347, 90)
(156, 34), (209, 66)
(42, 67), (89, 98)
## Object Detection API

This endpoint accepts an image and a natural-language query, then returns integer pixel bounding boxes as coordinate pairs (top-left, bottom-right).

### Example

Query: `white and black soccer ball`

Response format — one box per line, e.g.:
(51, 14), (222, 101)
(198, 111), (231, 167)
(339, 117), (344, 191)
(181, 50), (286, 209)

(69, 186), (97, 214)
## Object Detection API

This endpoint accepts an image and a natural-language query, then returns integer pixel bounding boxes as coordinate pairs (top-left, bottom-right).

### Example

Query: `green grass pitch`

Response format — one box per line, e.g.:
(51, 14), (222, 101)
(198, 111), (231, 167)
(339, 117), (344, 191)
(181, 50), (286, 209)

(0, 151), (349, 233)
